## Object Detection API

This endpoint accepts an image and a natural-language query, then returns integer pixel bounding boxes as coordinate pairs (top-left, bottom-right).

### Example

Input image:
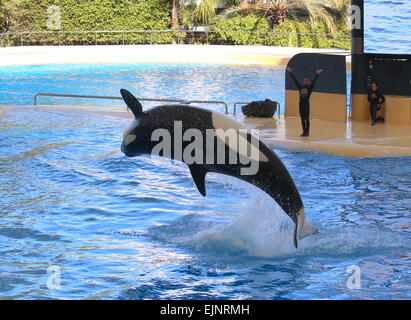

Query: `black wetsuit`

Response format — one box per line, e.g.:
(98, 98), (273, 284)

(368, 90), (385, 124)
(289, 72), (319, 135)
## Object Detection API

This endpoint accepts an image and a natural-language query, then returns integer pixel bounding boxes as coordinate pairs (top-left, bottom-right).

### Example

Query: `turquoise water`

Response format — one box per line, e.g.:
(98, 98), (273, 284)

(0, 63), (285, 113)
(0, 107), (410, 299)
(365, 0), (411, 54)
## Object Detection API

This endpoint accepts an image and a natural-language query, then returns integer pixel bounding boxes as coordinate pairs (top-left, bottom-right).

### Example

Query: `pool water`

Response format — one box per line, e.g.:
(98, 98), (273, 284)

(365, 0), (411, 54)
(0, 107), (410, 300)
(0, 63), (287, 113)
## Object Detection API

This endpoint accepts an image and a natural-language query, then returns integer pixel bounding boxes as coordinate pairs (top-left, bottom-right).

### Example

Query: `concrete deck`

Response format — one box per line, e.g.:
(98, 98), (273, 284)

(0, 45), (350, 67)
(239, 116), (411, 158)
(2, 105), (410, 158)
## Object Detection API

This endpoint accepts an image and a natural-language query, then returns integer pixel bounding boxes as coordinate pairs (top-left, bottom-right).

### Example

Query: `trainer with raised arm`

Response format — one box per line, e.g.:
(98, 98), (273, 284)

(287, 67), (324, 137)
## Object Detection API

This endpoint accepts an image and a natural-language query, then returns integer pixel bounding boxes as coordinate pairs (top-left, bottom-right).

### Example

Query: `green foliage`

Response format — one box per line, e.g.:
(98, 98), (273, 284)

(209, 14), (350, 49)
(193, 0), (216, 25)
(209, 14), (271, 45)
(13, 0), (171, 31)
(0, 0), (350, 49)
(5, 0), (172, 45)
(179, 0), (196, 28)
(0, 0), (8, 31)
(267, 20), (350, 50)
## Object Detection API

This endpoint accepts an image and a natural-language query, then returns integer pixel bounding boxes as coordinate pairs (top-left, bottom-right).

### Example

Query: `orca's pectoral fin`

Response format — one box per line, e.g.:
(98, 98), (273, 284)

(120, 89), (143, 117)
(188, 164), (207, 197)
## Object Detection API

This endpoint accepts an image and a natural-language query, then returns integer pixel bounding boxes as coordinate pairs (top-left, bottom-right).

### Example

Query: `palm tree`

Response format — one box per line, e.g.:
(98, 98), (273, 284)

(286, 0), (350, 33)
(219, 0), (350, 31)
(181, 0), (240, 26)
(193, 0), (218, 25)
(175, 0), (222, 28)
(171, 0), (179, 27)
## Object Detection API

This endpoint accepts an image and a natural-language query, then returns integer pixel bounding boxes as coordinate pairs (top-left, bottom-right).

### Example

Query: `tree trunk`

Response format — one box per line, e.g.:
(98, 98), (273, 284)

(240, 0), (249, 15)
(171, 0), (179, 28)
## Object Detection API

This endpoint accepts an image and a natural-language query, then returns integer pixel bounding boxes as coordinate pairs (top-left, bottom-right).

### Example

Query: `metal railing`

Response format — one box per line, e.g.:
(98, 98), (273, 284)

(34, 92), (229, 114)
(34, 92), (290, 118)
(1, 29), (350, 47)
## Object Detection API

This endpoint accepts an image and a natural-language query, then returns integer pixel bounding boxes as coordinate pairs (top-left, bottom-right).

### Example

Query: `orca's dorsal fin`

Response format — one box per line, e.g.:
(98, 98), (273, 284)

(120, 89), (143, 117)
(188, 164), (207, 197)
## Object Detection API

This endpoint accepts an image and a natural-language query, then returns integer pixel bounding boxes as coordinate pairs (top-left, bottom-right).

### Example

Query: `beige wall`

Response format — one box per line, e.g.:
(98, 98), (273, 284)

(351, 94), (385, 121)
(385, 96), (411, 126)
(351, 94), (411, 125)
(351, 94), (369, 121)
(285, 90), (347, 122)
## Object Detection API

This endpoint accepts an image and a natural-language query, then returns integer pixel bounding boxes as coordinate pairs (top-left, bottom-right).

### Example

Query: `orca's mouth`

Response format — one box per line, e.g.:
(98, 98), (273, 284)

(121, 144), (136, 157)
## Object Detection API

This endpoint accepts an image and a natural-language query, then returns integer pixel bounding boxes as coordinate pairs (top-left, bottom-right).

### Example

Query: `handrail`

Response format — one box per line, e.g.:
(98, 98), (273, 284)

(0, 29), (351, 38)
(233, 101), (281, 118)
(34, 92), (229, 114)
(1, 29), (350, 47)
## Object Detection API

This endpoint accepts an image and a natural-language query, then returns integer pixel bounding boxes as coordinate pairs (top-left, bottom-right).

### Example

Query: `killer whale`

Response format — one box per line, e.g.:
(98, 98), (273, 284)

(120, 89), (317, 248)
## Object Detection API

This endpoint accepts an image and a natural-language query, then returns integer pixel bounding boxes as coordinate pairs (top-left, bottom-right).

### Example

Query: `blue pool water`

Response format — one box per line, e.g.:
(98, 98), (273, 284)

(0, 63), (286, 113)
(0, 106), (410, 299)
(365, 0), (411, 54)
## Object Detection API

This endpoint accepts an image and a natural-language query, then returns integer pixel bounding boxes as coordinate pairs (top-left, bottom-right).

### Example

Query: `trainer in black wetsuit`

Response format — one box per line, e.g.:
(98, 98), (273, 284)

(287, 67), (323, 137)
(368, 82), (385, 126)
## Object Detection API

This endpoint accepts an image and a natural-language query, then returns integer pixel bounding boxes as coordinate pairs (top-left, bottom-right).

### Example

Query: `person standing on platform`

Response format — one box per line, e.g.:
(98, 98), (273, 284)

(287, 67), (324, 137)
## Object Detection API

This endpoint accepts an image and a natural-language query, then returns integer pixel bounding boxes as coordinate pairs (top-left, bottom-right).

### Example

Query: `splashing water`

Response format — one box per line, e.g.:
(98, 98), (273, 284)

(193, 193), (297, 257)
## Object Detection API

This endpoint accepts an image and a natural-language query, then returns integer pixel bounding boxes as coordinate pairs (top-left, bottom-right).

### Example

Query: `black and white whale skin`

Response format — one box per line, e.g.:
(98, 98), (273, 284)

(120, 89), (317, 248)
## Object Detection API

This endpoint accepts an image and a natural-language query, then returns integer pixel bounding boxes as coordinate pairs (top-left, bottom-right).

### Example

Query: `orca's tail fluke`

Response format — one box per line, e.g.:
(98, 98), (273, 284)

(299, 220), (318, 239)
(294, 208), (318, 248)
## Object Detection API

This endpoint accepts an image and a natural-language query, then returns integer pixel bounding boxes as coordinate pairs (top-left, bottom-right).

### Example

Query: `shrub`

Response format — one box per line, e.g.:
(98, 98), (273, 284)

(0, 0), (9, 32)
(209, 14), (350, 50)
(267, 20), (350, 50)
(5, 0), (172, 45)
(1, 1), (350, 49)
(209, 14), (272, 45)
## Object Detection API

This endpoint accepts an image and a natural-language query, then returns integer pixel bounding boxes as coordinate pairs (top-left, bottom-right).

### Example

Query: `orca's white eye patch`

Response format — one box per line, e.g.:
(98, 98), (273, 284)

(124, 134), (137, 146)
(124, 119), (140, 133)
(123, 119), (141, 139)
